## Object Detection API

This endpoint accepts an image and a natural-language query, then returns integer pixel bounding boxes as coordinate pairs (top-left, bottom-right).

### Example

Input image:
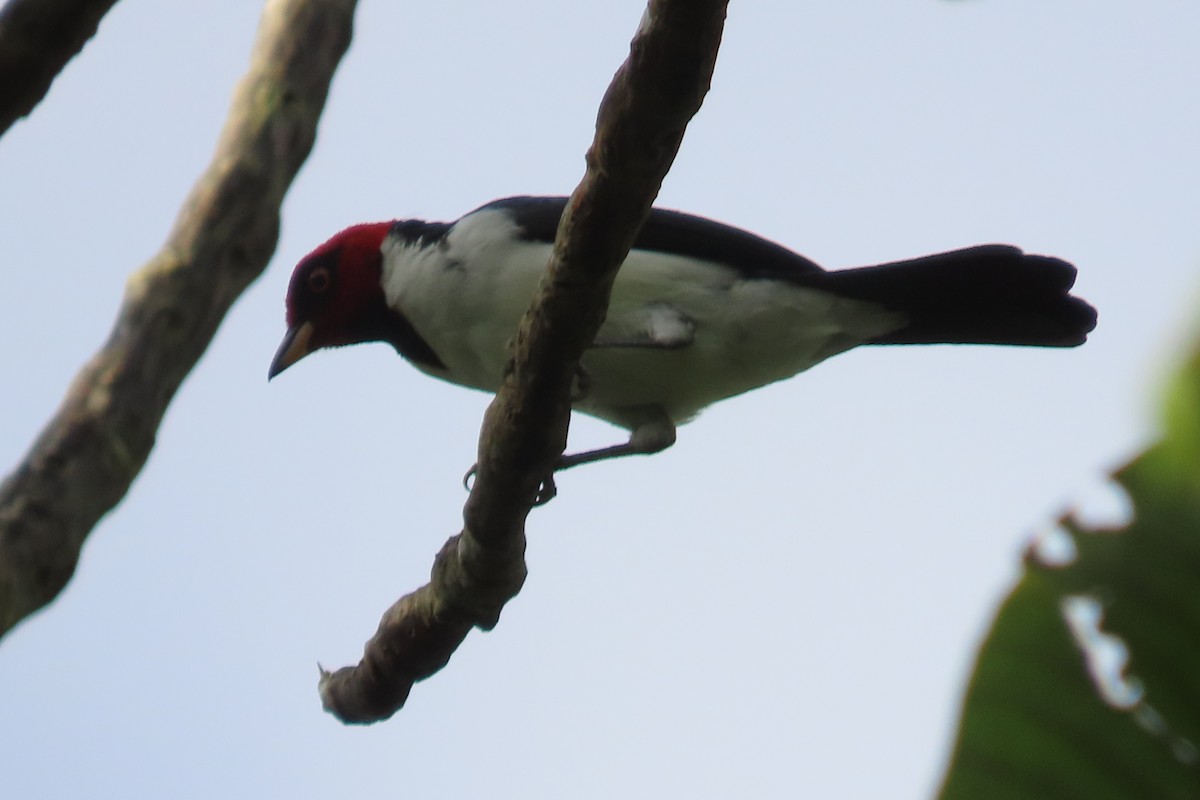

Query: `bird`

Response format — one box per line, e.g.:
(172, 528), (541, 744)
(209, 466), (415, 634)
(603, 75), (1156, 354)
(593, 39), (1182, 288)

(269, 195), (1097, 471)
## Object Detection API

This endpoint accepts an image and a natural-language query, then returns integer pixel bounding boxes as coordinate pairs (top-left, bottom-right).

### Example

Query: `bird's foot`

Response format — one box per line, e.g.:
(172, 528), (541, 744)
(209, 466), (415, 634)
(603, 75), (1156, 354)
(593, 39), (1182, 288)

(462, 463), (557, 506)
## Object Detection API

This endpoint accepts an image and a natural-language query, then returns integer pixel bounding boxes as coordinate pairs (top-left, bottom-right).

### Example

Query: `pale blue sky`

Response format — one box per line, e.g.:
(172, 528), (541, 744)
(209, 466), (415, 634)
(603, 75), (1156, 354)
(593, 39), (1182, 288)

(2, 2), (1197, 797)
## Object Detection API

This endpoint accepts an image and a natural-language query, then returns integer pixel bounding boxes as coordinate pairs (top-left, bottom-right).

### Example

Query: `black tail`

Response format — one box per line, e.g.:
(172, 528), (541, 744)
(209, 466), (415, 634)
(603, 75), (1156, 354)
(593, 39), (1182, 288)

(823, 245), (1097, 347)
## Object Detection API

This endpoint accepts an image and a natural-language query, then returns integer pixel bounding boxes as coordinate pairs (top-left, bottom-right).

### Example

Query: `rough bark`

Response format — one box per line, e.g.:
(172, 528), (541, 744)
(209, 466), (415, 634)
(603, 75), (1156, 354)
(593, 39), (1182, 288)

(0, 0), (358, 637)
(0, 0), (122, 136)
(318, 0), (729, 724)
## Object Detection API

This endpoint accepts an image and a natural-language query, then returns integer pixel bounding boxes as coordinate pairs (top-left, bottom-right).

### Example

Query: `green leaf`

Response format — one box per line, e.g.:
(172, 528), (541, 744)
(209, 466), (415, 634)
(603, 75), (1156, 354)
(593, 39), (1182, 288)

(937, 350), (1200, 798)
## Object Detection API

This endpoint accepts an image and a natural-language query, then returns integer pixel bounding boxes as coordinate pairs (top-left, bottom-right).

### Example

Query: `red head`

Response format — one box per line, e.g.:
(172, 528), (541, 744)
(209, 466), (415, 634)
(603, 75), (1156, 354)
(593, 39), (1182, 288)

(268, 222), (393, 379)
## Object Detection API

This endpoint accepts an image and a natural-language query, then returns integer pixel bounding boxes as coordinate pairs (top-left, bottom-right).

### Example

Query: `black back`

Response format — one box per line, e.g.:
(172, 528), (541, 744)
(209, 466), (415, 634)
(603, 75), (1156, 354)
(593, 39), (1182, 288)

(470, 195), (827, 280)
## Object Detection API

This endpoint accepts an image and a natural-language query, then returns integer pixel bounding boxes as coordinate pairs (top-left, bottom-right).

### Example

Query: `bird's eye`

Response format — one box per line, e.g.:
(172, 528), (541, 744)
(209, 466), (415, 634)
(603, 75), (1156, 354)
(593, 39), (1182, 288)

(307, 267), (331, 294)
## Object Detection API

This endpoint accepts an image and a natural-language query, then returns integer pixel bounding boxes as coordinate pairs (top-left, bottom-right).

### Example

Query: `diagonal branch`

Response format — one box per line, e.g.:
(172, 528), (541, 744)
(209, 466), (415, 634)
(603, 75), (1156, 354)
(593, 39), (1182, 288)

(0, 0), (358, 638)
(0, 0), (122, 137)
(318, 0), (729, 724)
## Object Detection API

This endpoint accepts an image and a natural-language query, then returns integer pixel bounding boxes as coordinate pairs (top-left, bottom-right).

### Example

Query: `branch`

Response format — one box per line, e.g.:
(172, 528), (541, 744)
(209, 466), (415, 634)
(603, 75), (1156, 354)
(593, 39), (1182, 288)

(318, 0), (729, 724)
(0, 0), (358, 638)
(0, 0), (121, 137)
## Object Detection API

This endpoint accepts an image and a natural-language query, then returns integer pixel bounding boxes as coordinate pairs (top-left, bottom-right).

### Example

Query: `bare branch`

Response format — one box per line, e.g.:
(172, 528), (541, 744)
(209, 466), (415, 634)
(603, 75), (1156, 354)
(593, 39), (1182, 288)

(319, 0), (729, 724)
(0, 0), (121, 136)
(0, 0), (358, 638)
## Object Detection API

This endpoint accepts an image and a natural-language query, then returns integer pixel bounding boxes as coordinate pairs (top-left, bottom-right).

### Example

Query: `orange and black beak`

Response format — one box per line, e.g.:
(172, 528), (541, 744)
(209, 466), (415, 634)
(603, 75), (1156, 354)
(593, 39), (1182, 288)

(268, 321), (315, 380)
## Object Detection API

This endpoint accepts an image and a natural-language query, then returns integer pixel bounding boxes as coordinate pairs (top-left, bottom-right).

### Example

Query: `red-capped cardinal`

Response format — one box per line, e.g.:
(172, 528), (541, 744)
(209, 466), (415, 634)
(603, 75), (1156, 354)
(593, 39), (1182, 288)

(270, 196), (1096, 470)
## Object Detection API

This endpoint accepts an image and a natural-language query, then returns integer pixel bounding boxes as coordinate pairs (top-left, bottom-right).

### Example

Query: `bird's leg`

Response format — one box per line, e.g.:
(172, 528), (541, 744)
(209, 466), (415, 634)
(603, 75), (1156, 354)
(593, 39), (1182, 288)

(461, 323), (684, 498)
(461, 369), (590, 502)
(461, 407), (676, 500)
(556, 407), (677, 471)
(461, 363), (594, 500)
(543, 306), (687, 470)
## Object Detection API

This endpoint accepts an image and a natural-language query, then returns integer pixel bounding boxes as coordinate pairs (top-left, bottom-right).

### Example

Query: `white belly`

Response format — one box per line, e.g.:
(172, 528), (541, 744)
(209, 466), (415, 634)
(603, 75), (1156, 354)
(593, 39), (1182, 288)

(383, 210), (905, 431)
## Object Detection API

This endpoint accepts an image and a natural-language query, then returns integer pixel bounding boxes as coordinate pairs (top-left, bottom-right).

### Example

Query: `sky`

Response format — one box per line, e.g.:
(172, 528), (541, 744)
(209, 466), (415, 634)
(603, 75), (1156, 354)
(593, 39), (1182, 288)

(1, 1), (1197, 797)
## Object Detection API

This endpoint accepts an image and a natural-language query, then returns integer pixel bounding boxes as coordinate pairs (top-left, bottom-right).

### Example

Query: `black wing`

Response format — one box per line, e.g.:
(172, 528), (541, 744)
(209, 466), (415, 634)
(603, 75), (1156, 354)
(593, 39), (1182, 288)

(471, 195), (827, 280)
(468, 196), (1096, 348)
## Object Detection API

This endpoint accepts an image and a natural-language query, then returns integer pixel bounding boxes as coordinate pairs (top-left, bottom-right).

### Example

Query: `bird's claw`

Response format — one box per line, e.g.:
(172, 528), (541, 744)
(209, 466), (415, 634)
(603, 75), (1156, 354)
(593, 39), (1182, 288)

(462, 462), (557, 506)
(533, 475), (557, 506)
